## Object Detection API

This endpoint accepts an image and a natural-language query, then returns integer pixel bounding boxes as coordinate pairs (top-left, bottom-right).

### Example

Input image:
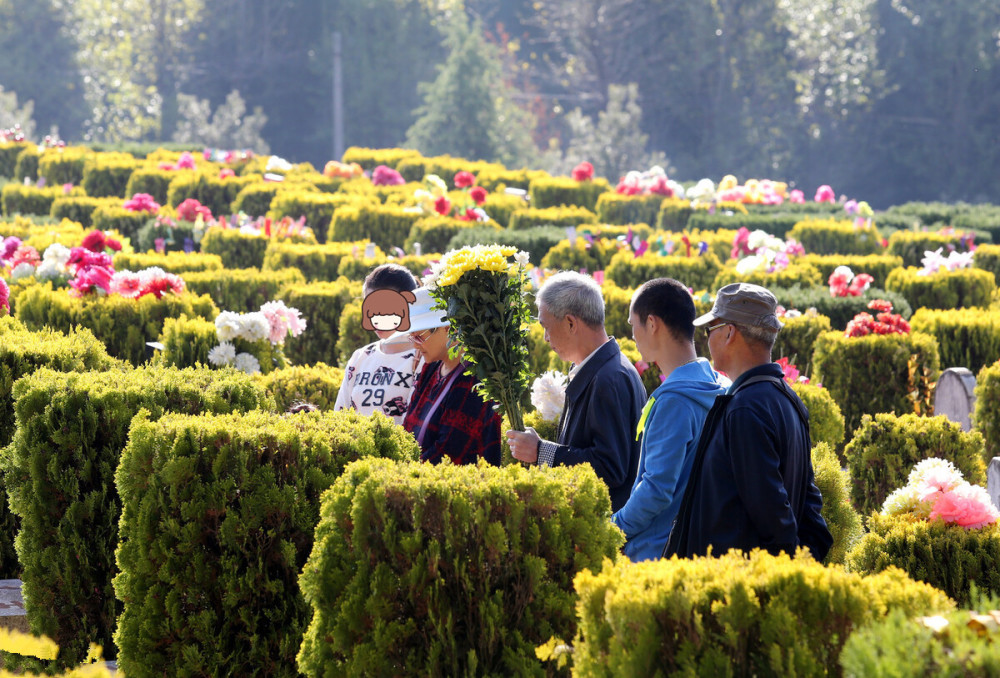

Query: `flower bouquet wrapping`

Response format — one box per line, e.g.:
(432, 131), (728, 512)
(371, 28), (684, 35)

(425, 245), (532, 434)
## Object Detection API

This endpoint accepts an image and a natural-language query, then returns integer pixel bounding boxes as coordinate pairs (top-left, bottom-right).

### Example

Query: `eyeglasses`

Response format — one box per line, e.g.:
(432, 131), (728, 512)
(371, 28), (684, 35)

(706, 322), (729, 336)
(408, 327), (439, 344)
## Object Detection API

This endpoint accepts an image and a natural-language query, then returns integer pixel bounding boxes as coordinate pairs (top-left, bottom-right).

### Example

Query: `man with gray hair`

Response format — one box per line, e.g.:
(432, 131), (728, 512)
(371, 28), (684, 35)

(506, 271), (646, 512)
(663, 282), (832, 561)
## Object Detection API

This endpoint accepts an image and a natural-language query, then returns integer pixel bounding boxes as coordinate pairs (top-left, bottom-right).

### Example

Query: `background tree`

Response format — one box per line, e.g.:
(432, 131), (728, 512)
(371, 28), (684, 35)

(173, 90), (269, 153)
(405, 17), (539, 168)
(0, 86), (35, 140)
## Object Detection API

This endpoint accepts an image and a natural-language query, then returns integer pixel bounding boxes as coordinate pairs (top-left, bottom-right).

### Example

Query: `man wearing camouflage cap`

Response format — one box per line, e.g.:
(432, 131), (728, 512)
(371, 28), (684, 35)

(663, 283), (832, 561)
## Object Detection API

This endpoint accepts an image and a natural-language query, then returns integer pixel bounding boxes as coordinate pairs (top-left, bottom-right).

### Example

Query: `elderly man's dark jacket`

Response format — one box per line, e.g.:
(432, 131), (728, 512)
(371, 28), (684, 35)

(553, 338), (646, 512)
(664, 362), (832, 560)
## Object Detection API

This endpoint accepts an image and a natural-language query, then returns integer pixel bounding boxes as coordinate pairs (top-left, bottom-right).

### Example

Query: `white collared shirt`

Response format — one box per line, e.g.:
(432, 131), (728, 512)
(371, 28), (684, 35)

(569, 340), (607, 381)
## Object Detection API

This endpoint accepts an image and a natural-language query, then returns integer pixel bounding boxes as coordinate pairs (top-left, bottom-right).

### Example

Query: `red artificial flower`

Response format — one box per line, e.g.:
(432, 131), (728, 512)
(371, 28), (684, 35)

(218, 168), (236, 179)
(572, 161), (594, 182)
(456, 208), (479, 222)
(10, 245), (40, 268)
(0, 278), (8, 313)
(434, 196), (452, 216)
(469, 186), (488, 206)
(106, 237), (122, 252)
(176, 198), (212, 223)
(453, 171), (476, 188)
(81, 230), (107, 253)
(867, 299), (893, 314)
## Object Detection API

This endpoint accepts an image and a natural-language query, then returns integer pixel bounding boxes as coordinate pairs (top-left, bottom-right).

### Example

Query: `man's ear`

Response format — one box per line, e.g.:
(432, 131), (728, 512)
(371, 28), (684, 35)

(564, 314), (578, 332)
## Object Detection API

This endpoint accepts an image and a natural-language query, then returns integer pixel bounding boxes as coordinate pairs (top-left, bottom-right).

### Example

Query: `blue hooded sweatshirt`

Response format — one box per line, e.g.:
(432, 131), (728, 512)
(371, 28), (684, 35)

(611, 358), (728, 561)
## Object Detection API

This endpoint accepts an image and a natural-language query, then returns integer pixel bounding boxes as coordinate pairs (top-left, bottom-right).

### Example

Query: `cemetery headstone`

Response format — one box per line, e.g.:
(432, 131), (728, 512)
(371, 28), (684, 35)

(989, 458), (1000, 511)
(933, 367), (977, 431)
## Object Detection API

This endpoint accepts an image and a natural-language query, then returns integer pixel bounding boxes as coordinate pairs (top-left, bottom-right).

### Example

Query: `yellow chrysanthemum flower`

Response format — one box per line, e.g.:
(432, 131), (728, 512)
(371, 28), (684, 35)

(0, 627), (59, 660)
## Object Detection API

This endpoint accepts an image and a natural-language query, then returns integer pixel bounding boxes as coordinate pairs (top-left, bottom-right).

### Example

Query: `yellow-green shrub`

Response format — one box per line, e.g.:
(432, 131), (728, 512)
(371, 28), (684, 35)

(772, 285), (913, 330)
(2, 366), (272, 668)
(606, 249), (723, 291)
(340, 146), (422, 171)
(115, 409), (418, 676)
(846, 513), (1000, 606)
(261, 240), (365, 282)
(478, 192), (527, 228)
(845, 413), (986, 516)
(124, 167), (175, 205)
(256, 362), (344, 411)
(112, 250), (223, 274)
(712, 261), (823, 290)
(81, 153), (140, 198)
(617, 337), (662, 396)
(184, 267), (305, 313)
(910, 308), (1000, 373)
(395, 155), (504, 185)
(198, 227), (266, 268)
(974, 361), (1000, 461)
(13, 145), (39, 182)
(476, 168), (548, 192)
(812, 330), (939, 437)
(786, 218), (883, 255)
(155, 314), (217, 368)
(230, 181), (292, 216)
(2, 184), (84, 217)
(14, 284), (218, 365)
(811, 442), (863, 564)
(798, 253), (904, 289)
(166, 172), (255, 217)
(277, 278), (360, 366)
(595, 193), (665, 226)
(298, 458), (623, 677)
(403, 215), (499, 254)
(686, 210), (800, 238)
(268, 190), (369, 244)
(601, 280), (634, 339)
(328, 203), (420, 253)
(528, 176), (611, 211)
(540, 238), (619, 273)
(48, 196), (120, 229)
(509, 205), (598, 231)
(0, 141), (31, 178)
(973, 243), (1000, 281)
(570, 550), (951, 677)
(19, 219), (86, 252)
(36, 146), (92, 186)
(336, 254), (388, 283)
(334, 299), (374, 367)
(90, 205), (151, 242)
(887, 230), (967, 267)
(885, 266), (996, 310)
(656, 197), (695, 231)
(774, 312), (832, 377)
(793, 381), (845, 450)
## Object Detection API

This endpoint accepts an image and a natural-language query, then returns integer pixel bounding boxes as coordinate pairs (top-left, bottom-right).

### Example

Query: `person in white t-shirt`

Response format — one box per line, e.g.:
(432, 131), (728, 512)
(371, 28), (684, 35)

(335, 264), (423, 424)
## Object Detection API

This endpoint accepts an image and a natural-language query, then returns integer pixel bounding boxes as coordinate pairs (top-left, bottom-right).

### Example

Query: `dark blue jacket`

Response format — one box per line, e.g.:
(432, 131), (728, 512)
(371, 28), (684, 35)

(553, 339), (646, 512)
(664, 363), (832, 560)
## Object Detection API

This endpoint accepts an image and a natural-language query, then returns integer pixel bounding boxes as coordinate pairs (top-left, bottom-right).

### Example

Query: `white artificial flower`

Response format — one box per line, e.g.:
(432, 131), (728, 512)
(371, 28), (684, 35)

(215, 311), (242, 342)
(831, 265), (854, 281)
(139, 267), (167, 286)
(907, 457), (962, 487)
(10, 262), (34, 280)
(881, 485), (922, 517)
(35, 259), (63, 280)
(233, 352), (261, 375)
(666, 179), (686, 199)
(531, 371), (568, 423)
(514, 250), (530, 267)
(207, 342), (236, 366)
(735, 255), (764, 275)
(42, 243), (71, 265)
(746, 229), (771, 252)
(265, 155), (293, 172)
(238, 312), (271, 342)
(686, 178), (716, 202)
(425, 174), (448, 197)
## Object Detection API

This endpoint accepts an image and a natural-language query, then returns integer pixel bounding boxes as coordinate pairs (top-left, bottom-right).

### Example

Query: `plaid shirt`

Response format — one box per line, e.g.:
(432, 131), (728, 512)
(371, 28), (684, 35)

(403, 361), (501, 466)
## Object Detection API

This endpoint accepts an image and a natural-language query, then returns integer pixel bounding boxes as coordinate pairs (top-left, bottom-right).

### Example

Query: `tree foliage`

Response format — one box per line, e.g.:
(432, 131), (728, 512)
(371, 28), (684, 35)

(173, 89), (269, 153)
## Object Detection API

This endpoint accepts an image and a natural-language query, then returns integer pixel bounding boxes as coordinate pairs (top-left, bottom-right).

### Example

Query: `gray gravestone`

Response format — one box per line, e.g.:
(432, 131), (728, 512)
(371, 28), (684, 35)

(933, 367), (977, 431)
(990, 458), (1000, 510)
(0, 579), (27, 633)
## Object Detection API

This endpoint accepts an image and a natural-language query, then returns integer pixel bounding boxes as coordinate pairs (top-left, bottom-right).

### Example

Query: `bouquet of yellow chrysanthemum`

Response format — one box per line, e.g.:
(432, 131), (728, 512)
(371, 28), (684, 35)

(425, 245), (532, 439)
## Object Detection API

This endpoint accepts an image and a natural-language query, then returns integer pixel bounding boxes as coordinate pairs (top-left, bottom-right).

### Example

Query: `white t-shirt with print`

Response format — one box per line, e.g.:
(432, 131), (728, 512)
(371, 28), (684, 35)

(335, 341), (423, 425)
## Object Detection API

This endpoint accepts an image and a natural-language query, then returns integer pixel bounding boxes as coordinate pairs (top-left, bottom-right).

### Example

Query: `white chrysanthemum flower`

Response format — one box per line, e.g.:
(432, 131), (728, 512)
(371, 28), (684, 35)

(735, 255), (764, 275)
(686, 178), (716, 201)
(10, 262), (34, 280)
(42, 243), (71, 265)
(531, 370), (568, 422)
(265, 155), (293, 172)
(666, 179), (685, 199)
(908, 457), (963, 487)
(207, 342), (236, 366)
(746, 229), (771, 252)
(514, 250), (530, 267)
(233, 352), (261, 375)
(35, 259), (64, 280)
(215, 311), (242, 342)
(831, 265), (854, 281)
(238, 312), (271, 342)
(881, 485), (921, 516)
(425, 174), (448, 197)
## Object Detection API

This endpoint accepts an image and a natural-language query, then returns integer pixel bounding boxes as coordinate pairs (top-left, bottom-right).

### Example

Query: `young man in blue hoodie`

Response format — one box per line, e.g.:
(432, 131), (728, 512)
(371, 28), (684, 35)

(611, 278), (728, 561)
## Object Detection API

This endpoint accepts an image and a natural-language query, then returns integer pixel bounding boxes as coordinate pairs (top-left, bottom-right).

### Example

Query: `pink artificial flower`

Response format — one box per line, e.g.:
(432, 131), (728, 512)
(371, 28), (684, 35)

(81, 230), (108, 253)
(176, 152), (196, 170)
(1, 236), (22, 262)
(929, 484), (1000, 529)
(371, 165), (405, 186)
(775, 357), (800, 384)
(572, 161), (595, 182)
(844, 199), (859, 215)
(110, 271), (143, 298)
(789, 189), (805, 203)
(868, 299), (893, 314)
(814, 185), (836, 203)
(219, 168), (236, 180)
(453, 171), (476, 188)
(203, 149), (213, 161)
(717, 187), (746, 203)
(69, 266), (113, 296)
(828, 268), (852, 297)
(635, 360), (649, 376)
(10, 245), (40, 268)
(848, 273), (874, 296)
(158, 162), (176, 171)
(123, 193), (161, 213)
(154, 238), (166, 254)
(62, 183), (73, 194)
(260, 300), (306, 344)
(176, 198), (212, 223)
(0, 278), (8, 313)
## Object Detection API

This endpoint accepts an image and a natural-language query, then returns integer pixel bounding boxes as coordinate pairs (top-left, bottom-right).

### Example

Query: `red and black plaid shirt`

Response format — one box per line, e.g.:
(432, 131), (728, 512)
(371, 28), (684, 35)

(403, 361), (501, 466)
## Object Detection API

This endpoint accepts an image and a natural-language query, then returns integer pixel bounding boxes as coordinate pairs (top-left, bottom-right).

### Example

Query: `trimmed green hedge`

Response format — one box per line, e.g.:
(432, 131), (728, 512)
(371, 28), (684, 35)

(797, 253), (904, 289)
(124, 167), (175, 206)
(606, 250), (723, 291)
(166, 172), (255, 217)
(974, 243), (1000, 281)
(685, 211), (802, 238)
(481, 192), (529, 228)
(910, 308), (1000, 373)
(570, 550), (951, 676)
(114, 409), (418, 676)
(81, 153), (140, 198)
(13, 145), (39, 182)
(771, 285), (913, 330)
(844, 413), (986, 516)
(269, 191), (374, 245)
(262, 240), (368, 282)
(885, 266), (996, 311)
(811, 442), (862, 564)
(786, 218), (883, 255)
(792, 381), (845, 450)
(404, 215), (499, 255)
(257, 362), (344, 411)
(112, 251), (223, 274)
(0, 141), (31, 178)
(887, 230), (967, 267)
(2, 366), (272, 668)
(340, 146), (422, 171)
(812, 330), (939, 437)
(846, 513), (1000, 607)
(199, 227), (278, 269)
(277, 279), (360, 366)
(2, 184), (84, 217)
(48, 196), (120, 229)
(974, 361), (1000, 462)
(37, 146), (92, 186)
(90, 205), (152, 243)
(328, 203), (421, 253)
(711, 261), (823, 291)
(595, 193), (665, 226)
(155, 315), (217, 367)
(15, 284), (218, 365)
(183, 267), (305, 313)
(298, 458), (623, 677)
(508, 205), (598, 231)
(540, 238), (619, 274)
(774, 313), (832, 378)
(528, 176), (610, 211)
